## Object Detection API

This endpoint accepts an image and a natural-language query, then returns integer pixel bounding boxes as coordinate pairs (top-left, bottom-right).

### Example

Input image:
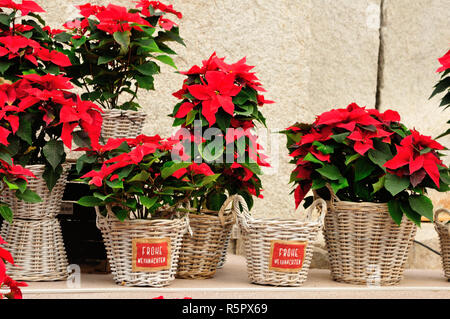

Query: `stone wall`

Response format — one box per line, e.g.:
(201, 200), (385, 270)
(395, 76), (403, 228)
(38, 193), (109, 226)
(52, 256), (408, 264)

(40, 0), (449, 268)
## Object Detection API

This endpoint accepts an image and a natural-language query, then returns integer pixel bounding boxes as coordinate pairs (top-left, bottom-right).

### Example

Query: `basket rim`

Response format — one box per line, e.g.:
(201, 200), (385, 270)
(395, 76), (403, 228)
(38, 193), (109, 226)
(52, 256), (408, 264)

(328, 199), (389, 207)
(101, 108), (147, 116)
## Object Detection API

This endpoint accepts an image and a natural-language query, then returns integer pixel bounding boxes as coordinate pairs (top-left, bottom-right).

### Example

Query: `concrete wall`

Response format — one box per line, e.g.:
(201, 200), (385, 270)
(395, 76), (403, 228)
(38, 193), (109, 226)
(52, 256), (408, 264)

(41, 0), (449, 217)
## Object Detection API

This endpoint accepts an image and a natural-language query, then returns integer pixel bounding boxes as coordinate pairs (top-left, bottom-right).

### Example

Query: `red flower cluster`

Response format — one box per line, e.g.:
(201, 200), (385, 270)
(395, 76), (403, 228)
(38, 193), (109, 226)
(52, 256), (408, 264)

(0, 235), (27, 299)
(384, 129), (446, 187)
(285, 103), (448, 209)
(314, 103), (398, 156)
(173, 52), (273, 127)
(80, 134), (212, 188)
(0, 34), (71, 68)
(136, 0), (182, 30)
(0, 74), (103, 149)
(0, 0), (44, 15)
(436, 49), (450, 73)
(65, 1), (182, 35)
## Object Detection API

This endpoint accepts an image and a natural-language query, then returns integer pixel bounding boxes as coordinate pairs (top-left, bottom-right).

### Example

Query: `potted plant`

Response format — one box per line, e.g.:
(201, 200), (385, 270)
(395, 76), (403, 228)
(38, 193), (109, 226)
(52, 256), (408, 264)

(431, 48), (450, 280)
(430, 48), (450, 139)
(0, 73), (103, 281)
(1, 235), (27, 299)
(76, 134), (219, 287)
(60, 1), (184, 140)
(169, 52), (272, 278)
(283, 103), (450, 285)
(0, 0), (71, 81)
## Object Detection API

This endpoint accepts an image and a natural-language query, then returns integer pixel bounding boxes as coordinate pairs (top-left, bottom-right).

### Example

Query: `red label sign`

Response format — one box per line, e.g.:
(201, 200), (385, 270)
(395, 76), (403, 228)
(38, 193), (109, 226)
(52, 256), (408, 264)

(132, 238), (171, 272)
(269, 240), (307, 272)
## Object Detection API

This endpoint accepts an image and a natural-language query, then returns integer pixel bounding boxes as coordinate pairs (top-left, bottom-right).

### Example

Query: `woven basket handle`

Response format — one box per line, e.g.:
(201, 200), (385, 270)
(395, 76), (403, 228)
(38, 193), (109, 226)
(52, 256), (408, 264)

(218, 194), (237, 227)
(233, 195), (252, 233)
(95, 206), (102, 229)
(434, 208), (450, 233)
(304, 198), (327, 227)
(325, 183), (339, 204)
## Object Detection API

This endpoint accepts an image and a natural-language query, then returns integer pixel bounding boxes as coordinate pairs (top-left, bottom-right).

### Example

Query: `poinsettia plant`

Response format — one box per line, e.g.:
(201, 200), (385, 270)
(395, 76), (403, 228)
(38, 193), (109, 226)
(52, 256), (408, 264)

(430, 49), (450, 138)
(59, 1), (184, 110)
(0, 73), (103, 191)
(283, 103), (450, 226)
(75, 134), (220, 220)
(0, 235), (27, 299)
(169, 53), (272, 210)
(0, 0), (71, 81)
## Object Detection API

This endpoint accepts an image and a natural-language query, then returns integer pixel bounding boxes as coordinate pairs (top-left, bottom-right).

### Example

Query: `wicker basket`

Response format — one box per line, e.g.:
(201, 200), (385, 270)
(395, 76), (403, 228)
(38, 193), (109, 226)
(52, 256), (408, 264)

(1, 163), (71, 220)
(0, 218), (69, 281)
(217, 227), (233, 269)
(236, 196), (327, 287)
(101, 109), (147, 140)
(323, 192), (417, 286)
(96, 208), (189, 287)
(434, 208), (450, 280)
(176, 196), (237, 279)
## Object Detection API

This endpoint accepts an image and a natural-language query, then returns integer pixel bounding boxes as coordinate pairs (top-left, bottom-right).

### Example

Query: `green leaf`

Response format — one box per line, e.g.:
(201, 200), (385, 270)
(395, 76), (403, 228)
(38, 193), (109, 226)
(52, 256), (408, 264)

(354, 158), (376, 182)
(207, 192), (227, 211)
(43, 165), (62, 191)
(98, 55), (116, 65)
(0, 61), (12, 74)
(139, 196), (158, 209)
(76, 153), (96, 174)
(54, 32), (72, 42)
(161, 162), (191, 179)
(384, 173), (410, 196)
(316, 164), (342, 180)
(0, 205), (13, 223)
(128, 170), (150, 183)
(312, 178), (326, 190)
(112, 207), (128, 221)
(16, 117), (32, 145)
(15, 189), (42, 203)
(303, 152), (324, 165)
(77, 196), (104, 207)
(388, 199), (403, 226)
(3, 176), (19, 190)
(331, 177), (349, 194)
(113, 31), (131, 55)
(71, 36), (87, 48)
(43, 140), (65, 170)
(0, 14), (11, 26)
(372, 175), (385, 194)
(368, 144), (393, 169)
(135, 75), (154, 90)
(155, 55), (177, 69)
(408, 195), (433, 221)
(198, 174), (220, 186)
(93, 192), (113, 201)
(134, 62), (160, 76)
(331, 132), (350, 143)
(106, 179), (124, 189)
(241, 162), (262, 175)
(400, 200), (422, 227)
(430, 76), (450, 98)
(345, 153), (361, 165)
(312, 141), (335, 154)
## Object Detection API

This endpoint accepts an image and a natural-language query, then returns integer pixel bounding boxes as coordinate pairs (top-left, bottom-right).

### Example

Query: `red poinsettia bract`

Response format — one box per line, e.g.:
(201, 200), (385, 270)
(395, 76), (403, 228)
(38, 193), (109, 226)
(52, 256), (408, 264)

(95, 4), (152, 34)
(188, 71), (242, 126)
(436, 49), (450, 73)
(0, 235), (27, 299)
(0, 0), (44, 15)
(384, 129), (446, 187)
